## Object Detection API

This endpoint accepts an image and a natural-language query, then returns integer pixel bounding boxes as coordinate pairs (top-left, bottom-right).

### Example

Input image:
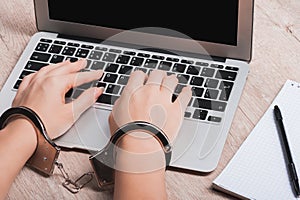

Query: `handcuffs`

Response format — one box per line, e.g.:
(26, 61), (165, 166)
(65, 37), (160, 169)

(0, 106), (172, 193)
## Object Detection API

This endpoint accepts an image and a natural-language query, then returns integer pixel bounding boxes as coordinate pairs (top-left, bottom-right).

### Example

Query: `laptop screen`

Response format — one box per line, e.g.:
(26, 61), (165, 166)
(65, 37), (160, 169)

(48, 1), (239, 46)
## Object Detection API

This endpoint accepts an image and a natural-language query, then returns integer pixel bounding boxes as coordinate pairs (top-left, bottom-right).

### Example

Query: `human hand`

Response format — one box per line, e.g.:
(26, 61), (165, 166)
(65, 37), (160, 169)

(109, 70), (192, 143)
(12, 59), (104, 139)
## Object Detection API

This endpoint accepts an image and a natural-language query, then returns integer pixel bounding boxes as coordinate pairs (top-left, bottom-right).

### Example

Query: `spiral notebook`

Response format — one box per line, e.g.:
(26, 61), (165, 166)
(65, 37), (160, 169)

(212, 79), (300, 200)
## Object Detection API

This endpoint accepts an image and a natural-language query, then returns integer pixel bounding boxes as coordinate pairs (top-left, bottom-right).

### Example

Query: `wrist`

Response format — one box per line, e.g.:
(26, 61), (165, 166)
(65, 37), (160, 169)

(115, 131), (166, 173)
(118, 131), (162, 153)
(0, 117), (38, 158)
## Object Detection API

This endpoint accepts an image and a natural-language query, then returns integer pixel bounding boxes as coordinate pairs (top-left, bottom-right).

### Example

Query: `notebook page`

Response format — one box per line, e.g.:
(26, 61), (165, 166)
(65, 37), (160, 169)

(213, 80), (300, 200)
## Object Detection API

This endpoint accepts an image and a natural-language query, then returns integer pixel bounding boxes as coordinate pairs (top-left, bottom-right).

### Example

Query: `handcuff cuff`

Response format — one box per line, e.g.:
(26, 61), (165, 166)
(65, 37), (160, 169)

(0, 106), (172, 194)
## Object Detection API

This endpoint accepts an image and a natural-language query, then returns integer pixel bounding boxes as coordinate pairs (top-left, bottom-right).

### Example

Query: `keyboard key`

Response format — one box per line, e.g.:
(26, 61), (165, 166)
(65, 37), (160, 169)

(175, 84), (185, 94)
(50, 55), (65, 64)
(204, 89), (219, 99)
(210, 64), (224, 69)
(172, 63), (186, 73)
(192, 109), (208, 120)
(118, 75), (130, 85)
(103, 73), (118, 83)
(144, 59), (158, 69)
(195, 61), (209, 66)
(105, 63), (119, 73)
(25, 61), (47, 71)
(40, 38), (52, 43)
(181, 59), (194, 64)
(123, 51), (136, 55)
(68, 42), (80, 47)
(192, 87), (204, 97)
(89, 51), (103, 60)
(54, 40), (66, 45)
(177, 74), (190, 84)
(30, 52), (51, 62)
(116, 55), (130, 64)
(215, 70), (237, 81)
(13, 79), (22, 89)
(35, 43), (49, 52)
(219, 81), (234, 101)
(193, 98), (227, 112)
(187, 65), (200, 75)
(66, 57), (78, 63)
(106, 84), (121, 94)
(119, 65), (133, 75)
(184, 112), (192, 118)
(91, 61), (105, 70)
(97, 82), (107, 88)
(204, 78), (219, 89)
(102, 53), (117, 62)
(152, 55), (164, 60)
(158, 61), (172, 71)
(75, 48), (90, 58)
(97, 94), (118, 105)
(130, 57), (144, 66)
(49, 45), (63, 54)
(95, 46), (108, 51)
(19, 70), (34, 79)
(109, 49), (122, 54)
(190, 76), (204, 86)
(86, 59), (92, 69)
(137, 53), (150, 58)
(81, 44), (94, 49)
(200, 67), (215, 77)
(62, 47), (76, 56)
(166, 57), (179, 62)
(208, 116), (222, 123)
(225, 66), (239, 71)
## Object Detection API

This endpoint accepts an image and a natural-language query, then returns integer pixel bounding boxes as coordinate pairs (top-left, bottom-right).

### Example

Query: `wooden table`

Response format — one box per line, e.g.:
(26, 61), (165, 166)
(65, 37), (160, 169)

(1, 0), (300, 199)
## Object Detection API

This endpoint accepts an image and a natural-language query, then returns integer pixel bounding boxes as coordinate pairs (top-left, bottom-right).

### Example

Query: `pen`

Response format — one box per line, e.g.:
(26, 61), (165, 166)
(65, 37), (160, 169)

(274, 105), (300, 197)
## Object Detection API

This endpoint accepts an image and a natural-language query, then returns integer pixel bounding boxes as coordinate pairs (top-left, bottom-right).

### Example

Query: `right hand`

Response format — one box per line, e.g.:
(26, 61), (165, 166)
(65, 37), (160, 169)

(109, 70), (192, 143)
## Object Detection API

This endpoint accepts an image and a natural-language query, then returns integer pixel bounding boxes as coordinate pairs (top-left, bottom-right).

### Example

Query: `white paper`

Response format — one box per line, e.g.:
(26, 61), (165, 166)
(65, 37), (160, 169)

(213, 80), (300, 200)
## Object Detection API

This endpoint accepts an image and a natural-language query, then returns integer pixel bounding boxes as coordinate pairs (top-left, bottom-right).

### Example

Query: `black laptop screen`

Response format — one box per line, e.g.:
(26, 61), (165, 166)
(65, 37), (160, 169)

(48, 1), (239, 46)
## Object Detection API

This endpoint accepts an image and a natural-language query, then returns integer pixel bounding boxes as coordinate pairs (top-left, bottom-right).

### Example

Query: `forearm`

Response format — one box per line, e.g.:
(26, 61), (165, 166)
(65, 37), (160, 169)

(113, 133), (168, 200)
(114, 169), (167, 200)
(0, 119), (37, 199)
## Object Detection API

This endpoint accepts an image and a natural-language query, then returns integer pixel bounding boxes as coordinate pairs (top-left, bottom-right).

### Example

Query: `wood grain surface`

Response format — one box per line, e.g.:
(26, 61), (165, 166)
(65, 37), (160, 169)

(0, 0), (300, 199)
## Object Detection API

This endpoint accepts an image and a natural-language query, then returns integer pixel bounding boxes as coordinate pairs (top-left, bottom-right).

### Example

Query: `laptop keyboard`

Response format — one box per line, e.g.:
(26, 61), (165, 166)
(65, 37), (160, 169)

(13, 38), (240, 123)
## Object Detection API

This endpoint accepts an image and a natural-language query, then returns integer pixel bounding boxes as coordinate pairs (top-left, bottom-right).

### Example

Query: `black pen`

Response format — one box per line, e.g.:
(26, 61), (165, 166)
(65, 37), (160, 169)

(274, 105), (300, 197)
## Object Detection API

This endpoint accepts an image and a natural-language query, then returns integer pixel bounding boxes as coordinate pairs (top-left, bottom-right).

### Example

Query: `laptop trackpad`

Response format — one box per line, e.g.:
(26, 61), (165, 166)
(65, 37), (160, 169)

(54, 108), (111, 151)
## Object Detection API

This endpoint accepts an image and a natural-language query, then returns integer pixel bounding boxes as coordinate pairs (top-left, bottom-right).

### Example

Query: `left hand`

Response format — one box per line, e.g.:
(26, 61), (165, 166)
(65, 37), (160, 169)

(12, 59), (104, 139)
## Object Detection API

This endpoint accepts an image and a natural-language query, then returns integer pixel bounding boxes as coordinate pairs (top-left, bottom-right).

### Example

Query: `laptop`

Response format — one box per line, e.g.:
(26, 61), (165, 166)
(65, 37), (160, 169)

(0, 0), (253, 172)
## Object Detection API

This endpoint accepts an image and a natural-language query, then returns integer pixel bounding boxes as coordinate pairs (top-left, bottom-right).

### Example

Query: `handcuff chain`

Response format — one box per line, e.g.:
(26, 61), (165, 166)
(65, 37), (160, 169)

(55, 161), (94, 194)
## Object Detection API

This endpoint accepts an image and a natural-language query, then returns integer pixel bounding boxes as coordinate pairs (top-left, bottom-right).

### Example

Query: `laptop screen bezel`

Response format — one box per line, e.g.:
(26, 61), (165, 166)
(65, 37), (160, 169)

(34, 0), (253, 62)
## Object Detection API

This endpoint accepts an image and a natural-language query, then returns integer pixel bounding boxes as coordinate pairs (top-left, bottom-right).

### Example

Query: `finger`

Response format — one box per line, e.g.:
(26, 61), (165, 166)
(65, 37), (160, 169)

(123, 70), (147, 93)
(160, 74), (178, 95)
(145, 70), (166, 88)
(13, 73), (36, 105)
(70, 87), (104, 120)
(17, 73), (35, 93)
(175, 86), (192, 111)
(65, 70), (103, 91)
(47, 59), (87, 76)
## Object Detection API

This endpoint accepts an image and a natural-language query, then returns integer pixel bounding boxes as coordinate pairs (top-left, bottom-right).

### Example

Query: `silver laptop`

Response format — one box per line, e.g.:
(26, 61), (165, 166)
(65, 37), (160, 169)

(0, 0), (253, 172)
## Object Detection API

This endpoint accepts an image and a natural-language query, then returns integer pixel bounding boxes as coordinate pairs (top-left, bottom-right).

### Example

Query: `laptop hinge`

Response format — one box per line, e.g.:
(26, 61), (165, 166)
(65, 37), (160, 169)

(57, 34), (103, 44)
